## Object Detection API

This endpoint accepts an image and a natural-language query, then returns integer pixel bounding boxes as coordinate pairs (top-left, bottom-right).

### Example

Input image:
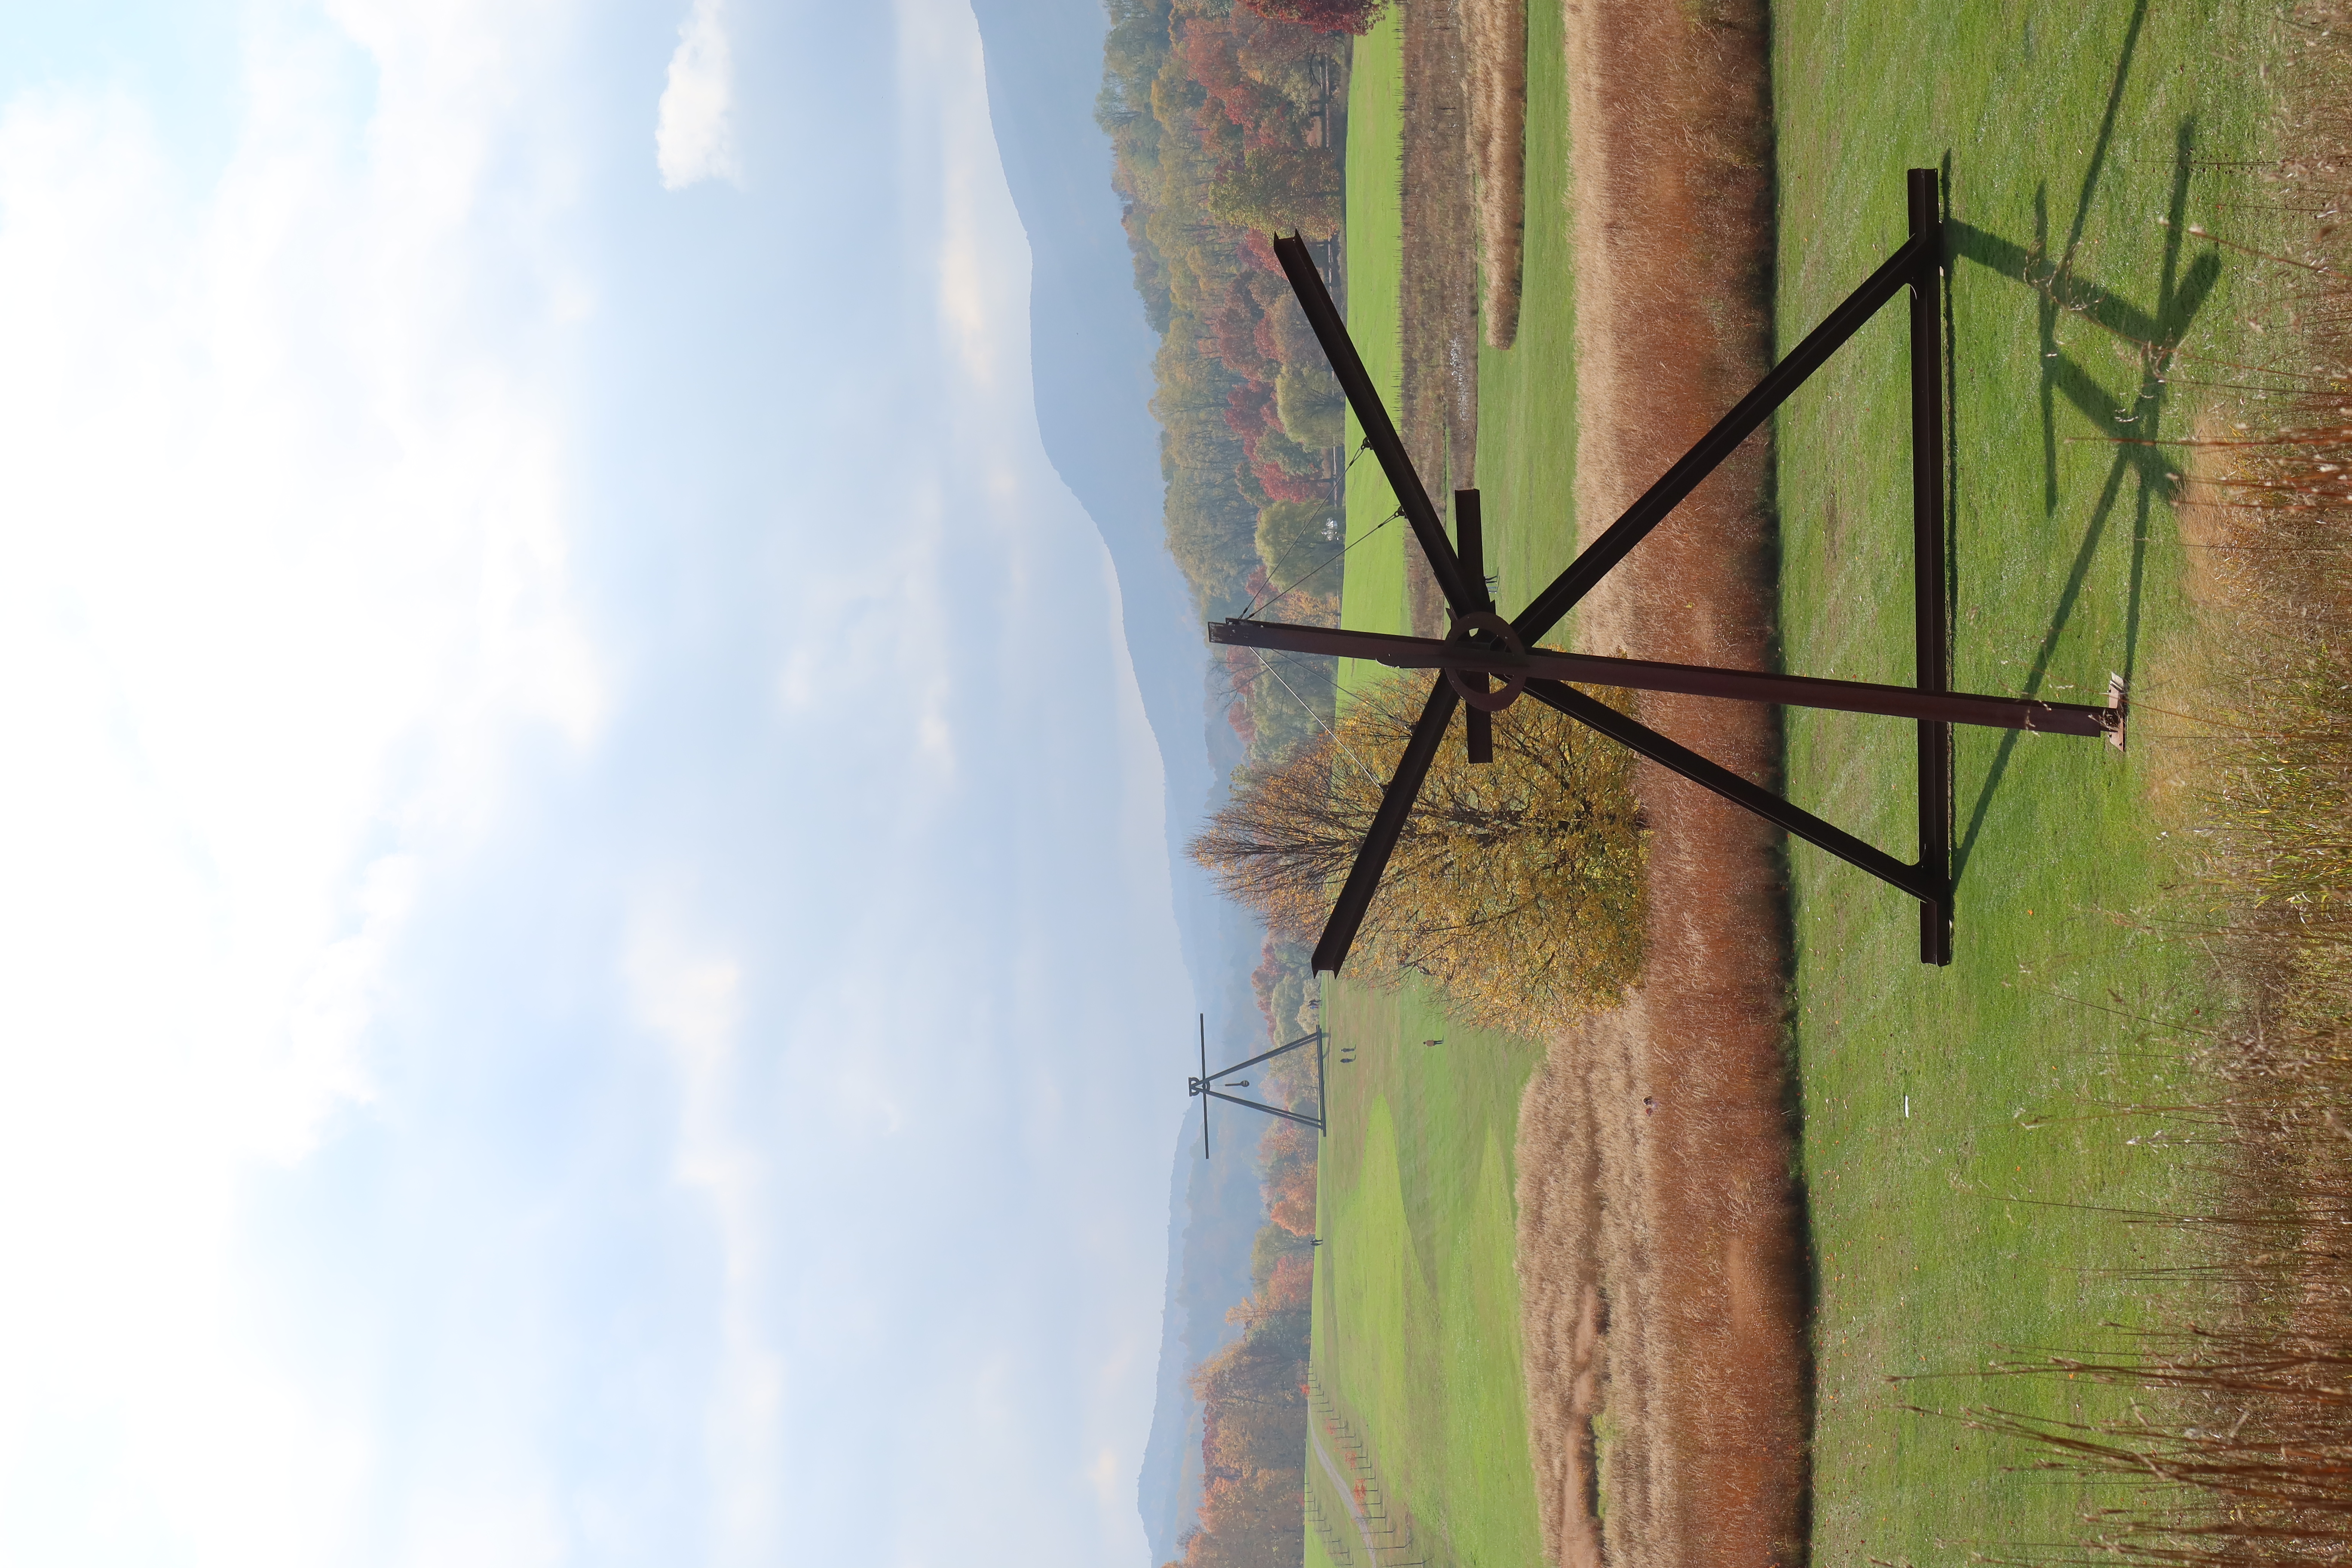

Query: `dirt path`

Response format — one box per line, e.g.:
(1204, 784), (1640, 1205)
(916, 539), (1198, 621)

(1513, 2), (1807, 1567)
(1309, 1423), (1386, 1565)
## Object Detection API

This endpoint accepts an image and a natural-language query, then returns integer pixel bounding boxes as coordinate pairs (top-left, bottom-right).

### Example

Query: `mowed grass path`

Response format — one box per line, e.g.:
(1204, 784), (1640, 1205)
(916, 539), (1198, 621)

(1775, 1), (2275, 1559)
(1335, 10), (1406, 702)
(1306, 9), (1575, 1568)
(1336, 0), (1581, 668)
(1471, 0), (1578, 626)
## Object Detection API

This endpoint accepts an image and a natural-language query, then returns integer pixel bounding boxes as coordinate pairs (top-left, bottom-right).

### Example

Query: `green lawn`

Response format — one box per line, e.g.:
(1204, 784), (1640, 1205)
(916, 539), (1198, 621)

(1471, 0), (1579, 632)
(1775, 0), (2275, 1559)
(1306, 979), (1549, 1568)
(1306, 9), (1574, 1568)
(1337, 0), (1581, 663)
(1337, 10), (1408, 697)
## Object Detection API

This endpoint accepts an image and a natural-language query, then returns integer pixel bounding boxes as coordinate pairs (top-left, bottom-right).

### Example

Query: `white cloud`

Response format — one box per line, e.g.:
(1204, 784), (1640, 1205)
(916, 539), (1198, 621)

(656, 0), (741, 190)
(0, 5), (597, 1564)
(625, 903), (784, 1567)
(895, 0), (1021, 391)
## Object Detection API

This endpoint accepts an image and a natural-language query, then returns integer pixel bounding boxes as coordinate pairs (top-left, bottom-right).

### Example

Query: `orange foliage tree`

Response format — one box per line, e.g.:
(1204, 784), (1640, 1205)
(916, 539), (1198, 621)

(1165, 1262), (1311, 1568)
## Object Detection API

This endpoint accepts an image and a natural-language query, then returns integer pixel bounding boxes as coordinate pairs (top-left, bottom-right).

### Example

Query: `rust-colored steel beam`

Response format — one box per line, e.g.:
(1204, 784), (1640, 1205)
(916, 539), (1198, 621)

(1209, 618), (2124, 739)
(1245, 171), (2030, 973)
(1520, 679), (1942, 904)
(1910, 167), (1955, 964)
(1508, 230), (1933, 645)
(1270, 236), (1482, 616)
(1455, 490), (1493, 764)
(1309, 676), (1458, 974)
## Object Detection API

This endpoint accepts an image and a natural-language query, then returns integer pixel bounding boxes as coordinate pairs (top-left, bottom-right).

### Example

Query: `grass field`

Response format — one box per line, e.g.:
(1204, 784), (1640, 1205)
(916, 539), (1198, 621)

(1470, 0), (1577, 629)
(1305, 979), (1548, 1568)
(1336, 0), (1580, 668)
(1336, 11), (1409, 697)
(1324, 1), (2285, 1563)
(1306, 8), (1575, 1568)
(1774, 0), (2279, 1559)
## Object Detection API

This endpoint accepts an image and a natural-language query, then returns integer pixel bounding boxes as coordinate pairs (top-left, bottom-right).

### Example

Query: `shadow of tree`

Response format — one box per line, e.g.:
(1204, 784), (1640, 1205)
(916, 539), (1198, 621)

(1935, 3), (2220, 887)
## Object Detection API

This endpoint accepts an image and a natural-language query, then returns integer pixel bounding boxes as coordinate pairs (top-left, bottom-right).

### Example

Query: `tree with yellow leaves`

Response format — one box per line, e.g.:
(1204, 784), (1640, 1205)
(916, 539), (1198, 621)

(1191, 674), (1646, 1032)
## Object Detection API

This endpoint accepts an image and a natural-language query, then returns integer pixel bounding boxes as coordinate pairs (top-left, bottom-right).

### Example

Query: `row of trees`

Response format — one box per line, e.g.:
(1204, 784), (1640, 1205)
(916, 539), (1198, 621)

(1166, 1145), (1318, 1568)
(1099, 0), (1363, 627)
(1158, 952), (1325, 1568)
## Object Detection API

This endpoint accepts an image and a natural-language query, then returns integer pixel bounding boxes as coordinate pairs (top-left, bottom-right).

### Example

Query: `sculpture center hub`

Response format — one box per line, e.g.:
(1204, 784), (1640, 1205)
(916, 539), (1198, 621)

(1444, 611), (1528, 713)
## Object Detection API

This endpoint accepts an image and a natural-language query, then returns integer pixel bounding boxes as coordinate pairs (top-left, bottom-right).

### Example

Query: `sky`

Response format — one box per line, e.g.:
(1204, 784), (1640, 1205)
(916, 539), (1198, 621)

(0, 2), (1198, 1564)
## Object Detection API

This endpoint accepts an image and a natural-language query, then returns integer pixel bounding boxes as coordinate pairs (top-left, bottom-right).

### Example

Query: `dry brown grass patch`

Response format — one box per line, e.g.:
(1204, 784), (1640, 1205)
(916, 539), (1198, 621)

(1463, 0), (1527, 347)
(1513, 0), (1795, 1564)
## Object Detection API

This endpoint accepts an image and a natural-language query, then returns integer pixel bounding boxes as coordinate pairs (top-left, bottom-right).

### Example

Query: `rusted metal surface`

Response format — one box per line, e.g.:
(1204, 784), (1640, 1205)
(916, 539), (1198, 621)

(1509, 229), (1933, 645)
(1521, 679), (1941, 902)
(1455, 490), (1495, 763)
(1308, 677), (1460, 977)
(1438, 611), (1529, 714)
(1910, 168), (1955, 965)
(1210, 618), (2123, 738)
(1272, 235), (1481, 615)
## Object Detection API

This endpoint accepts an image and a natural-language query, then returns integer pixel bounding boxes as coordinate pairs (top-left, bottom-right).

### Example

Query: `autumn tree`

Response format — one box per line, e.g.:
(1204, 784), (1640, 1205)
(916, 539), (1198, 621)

(1205, 146), (1342, 237)
(1191, 674), (1649, 1031)
(1259, 1130), (1318, 1237)
(1273, 367), (1342, 447)
(1164, 1245), (1313, 1568)
(1097, 0), (1351, 639)
(1237, 0), (1389, 32)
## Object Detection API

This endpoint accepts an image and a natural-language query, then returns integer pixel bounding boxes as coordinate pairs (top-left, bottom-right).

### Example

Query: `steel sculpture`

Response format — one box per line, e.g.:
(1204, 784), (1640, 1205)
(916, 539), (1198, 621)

(1190, 1013), (1327, 1156)
(1214, 169), (2121, 969)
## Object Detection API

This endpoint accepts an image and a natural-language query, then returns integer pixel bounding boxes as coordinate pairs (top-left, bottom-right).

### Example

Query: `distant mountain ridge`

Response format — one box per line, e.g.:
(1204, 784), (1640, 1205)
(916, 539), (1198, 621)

(960, 3), (1275, 1562)
(960, 0), (1263, 1015)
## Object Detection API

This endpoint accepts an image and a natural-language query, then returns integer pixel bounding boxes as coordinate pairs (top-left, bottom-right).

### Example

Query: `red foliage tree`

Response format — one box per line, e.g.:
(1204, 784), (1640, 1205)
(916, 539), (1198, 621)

(1236, 0), (1387, 34)
(1181, 16), (1307, 150)
(1223, 379), (1280, 442)
(1247, 423), (1328, 504)
(1266, 1159), (1317, 1236)
(1235, 230), (1285, 273)
(1209, 283), (1274, 381)
(1263, 1251), (1314, 1310)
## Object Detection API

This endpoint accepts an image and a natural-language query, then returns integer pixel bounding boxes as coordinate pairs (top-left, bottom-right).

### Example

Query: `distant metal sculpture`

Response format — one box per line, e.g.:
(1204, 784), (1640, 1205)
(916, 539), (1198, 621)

(1213, 169), (2122, 969)
(1189, 1013), (1327, 1157)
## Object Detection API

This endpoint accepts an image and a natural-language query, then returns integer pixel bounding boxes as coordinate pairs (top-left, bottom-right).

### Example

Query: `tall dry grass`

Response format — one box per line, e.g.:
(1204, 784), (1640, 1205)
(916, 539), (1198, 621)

(1462, 0), (1527, 347)
(1514, 3), (1797, 1564)
(1944, 11), (2352, 1561)
(1393, 1), (1484, 636)
(1556, 0), (1773, 659)
(1946, 1032), (2352, 1566)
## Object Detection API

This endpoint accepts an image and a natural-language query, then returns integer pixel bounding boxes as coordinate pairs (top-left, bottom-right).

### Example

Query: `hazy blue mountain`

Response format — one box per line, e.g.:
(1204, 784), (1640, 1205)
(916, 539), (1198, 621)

(962, 3), (1277, 1562)
(1138, 1115), (1273, 1562)
(962, 0), (1266, 1044)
